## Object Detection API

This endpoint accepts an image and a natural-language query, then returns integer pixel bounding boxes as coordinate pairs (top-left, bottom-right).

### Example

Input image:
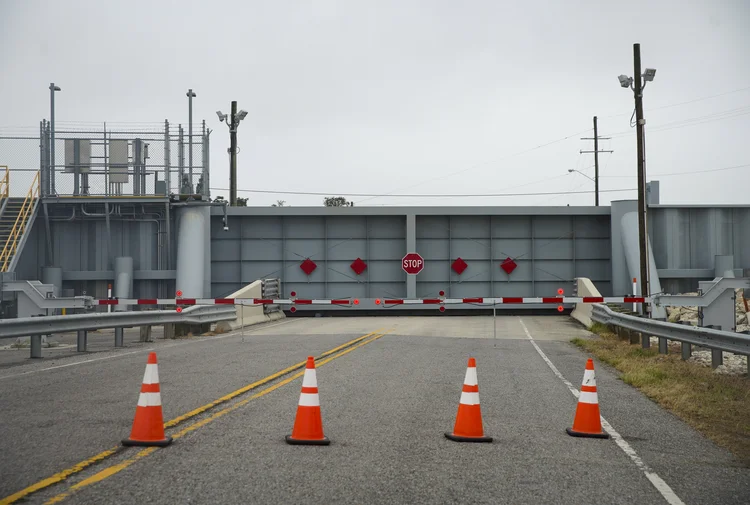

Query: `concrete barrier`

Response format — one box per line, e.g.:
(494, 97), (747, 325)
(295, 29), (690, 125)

(214, 280), (285, 333)
(570, 277), (601, 328)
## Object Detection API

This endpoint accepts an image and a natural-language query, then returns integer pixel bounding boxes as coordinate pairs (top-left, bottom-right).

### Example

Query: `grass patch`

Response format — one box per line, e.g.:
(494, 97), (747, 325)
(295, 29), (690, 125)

(574, 325), (750, 465)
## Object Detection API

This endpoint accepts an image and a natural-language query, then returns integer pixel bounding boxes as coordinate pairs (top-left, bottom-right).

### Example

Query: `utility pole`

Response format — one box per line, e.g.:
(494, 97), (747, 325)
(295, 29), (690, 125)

(580, 116), (613, 206)
(633, 43), (650, 313)
(216, 102), (247, 206)
(229, 100), (237, 206)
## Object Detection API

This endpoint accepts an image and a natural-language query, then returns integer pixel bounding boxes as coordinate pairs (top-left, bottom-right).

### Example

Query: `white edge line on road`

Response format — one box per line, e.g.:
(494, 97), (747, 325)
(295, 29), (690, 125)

(0, 319), (297, 381)
(517, 317), (686, 505)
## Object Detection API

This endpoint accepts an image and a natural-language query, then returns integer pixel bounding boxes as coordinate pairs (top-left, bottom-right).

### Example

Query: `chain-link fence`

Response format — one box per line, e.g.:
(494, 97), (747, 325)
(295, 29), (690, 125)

(0, 121), (210, 199)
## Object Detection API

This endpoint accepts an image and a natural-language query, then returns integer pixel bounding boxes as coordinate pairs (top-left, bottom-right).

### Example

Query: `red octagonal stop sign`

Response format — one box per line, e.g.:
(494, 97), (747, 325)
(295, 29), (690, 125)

(402, 252), (424, 275)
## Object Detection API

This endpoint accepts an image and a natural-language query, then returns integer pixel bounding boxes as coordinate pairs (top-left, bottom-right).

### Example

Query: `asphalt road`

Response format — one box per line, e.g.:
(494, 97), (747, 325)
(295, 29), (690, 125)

(0, 315), (748, 505)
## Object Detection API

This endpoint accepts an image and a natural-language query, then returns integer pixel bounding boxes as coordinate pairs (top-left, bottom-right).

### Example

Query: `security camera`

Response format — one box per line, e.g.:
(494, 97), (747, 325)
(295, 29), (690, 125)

(618, 74), (632, 88)
(216, 111), (226, 122)
(223, 225), (229, 232)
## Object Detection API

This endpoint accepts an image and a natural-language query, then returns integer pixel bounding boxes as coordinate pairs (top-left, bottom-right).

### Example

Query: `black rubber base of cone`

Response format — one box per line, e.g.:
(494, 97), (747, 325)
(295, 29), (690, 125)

(122, 435), (173, 447)
(566, 427), (610, 439)
(445, 432), (493, 443)
(285, 434), (330, 446)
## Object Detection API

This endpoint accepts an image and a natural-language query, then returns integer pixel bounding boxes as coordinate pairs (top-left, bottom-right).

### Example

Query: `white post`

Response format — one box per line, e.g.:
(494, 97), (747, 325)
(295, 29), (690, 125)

(632, 277), (637, 313)
(107, 283), (112, 313)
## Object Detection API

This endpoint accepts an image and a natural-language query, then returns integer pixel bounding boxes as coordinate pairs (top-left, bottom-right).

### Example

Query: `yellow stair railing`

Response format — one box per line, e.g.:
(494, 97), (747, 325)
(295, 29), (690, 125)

(0, 166), (8, 200)
(0, 170), (40, 272)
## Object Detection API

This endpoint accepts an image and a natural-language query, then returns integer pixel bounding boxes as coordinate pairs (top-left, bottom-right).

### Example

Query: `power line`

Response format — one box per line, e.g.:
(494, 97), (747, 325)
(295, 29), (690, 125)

(352, 127), (593, 204)
(600, 162), (750, 177)
(209, 186), (636, 198)
(602, 85), (750, 118)
(608, 105), (750, 137)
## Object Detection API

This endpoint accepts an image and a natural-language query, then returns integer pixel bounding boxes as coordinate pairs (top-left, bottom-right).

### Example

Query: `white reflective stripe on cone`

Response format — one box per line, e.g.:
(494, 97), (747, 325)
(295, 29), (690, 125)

(298, 393), (320, 407)
(302, 369), (317, 388)
(460, 391), (480, 405)
(582, 369), (596, 387)
(137, 392), (163, 407)
(463, 367), (478, 386)
(142, 364), (159, 385)
(578, 391), (599, 404)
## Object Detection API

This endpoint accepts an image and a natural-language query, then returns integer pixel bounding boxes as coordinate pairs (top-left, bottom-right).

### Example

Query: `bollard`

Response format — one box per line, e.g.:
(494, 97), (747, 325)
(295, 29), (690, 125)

(641, 333), (650, 349)
(30, 335), (43, 358)
(114, 327), (124, 347)
(658, 337), (668, 354)
(77, 330), (87, 352)
(681, 342), (692, 361)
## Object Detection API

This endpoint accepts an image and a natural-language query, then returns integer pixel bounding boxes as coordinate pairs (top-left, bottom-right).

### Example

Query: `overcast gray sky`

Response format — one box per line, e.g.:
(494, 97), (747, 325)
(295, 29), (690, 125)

(1, 0), (748, 207)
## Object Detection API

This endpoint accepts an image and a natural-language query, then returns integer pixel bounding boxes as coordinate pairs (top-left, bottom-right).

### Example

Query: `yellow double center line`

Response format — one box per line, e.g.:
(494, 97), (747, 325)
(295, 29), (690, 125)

(1, 329), (391, 505)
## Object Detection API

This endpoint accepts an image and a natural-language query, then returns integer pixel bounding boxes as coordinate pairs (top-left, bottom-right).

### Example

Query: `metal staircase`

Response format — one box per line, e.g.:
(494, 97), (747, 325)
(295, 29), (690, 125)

(0, 170), (40, 272)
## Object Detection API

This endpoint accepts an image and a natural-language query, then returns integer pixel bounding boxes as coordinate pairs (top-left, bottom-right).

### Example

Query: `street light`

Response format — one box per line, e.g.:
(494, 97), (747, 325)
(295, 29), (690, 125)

(217, 101), (247, 206)
(619, 43), (656, 318)
(49, 83), (61, 196)
(568, 169), (595, 182)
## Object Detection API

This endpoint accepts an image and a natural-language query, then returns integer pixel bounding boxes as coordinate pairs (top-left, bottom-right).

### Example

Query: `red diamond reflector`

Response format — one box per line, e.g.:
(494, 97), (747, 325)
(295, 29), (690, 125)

(300, 258), (317, 275)
(451, 257), (468, 275)
(350, 257), (367, 275)
(500, 257), (517, 275)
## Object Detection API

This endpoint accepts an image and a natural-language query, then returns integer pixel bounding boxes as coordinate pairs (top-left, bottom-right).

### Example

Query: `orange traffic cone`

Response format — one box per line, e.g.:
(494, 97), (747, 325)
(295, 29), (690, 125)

(566, 358), (610, 439)
(445, 357), (492, 443)
(285, 356), (330, 445)
(122, 352), (173, 447)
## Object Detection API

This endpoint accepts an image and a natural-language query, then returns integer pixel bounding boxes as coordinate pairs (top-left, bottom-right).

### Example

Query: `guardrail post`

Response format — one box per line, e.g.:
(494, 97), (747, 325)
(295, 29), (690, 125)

(711, 349), (723, 369)
(114, 327), (124, 347)
(30, 335), (42, 358)
(658, 337), (668, 354)
(77, 330), (87, 352)
(681, 342), (691, 360)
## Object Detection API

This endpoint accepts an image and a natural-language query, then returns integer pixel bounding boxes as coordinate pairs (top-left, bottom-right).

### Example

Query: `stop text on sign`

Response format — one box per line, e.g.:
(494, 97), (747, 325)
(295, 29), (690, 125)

(402, 252), (424, 275)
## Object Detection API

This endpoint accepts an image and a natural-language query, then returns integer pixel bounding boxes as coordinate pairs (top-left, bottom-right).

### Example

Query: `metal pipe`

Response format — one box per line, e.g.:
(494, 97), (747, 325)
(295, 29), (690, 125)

(49, 82), (60, 196)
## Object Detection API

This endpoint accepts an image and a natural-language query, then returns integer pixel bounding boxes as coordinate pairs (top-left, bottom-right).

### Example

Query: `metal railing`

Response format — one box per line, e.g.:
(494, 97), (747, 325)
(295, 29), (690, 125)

(591, 303), (750, 357)
(0, 305), (237, 340)
(0, 170), (39, 272)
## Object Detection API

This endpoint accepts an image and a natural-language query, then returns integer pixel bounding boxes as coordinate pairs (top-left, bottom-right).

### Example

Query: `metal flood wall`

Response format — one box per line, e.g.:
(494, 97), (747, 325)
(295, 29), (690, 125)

(648, 206), (750, 293)
(210, 210), (613, 300)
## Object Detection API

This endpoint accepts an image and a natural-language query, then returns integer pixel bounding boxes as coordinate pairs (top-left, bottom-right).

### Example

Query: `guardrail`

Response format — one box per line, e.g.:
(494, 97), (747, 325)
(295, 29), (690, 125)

(591, 303), (750, 371)
(0, 305), (236, 340)
(0, 304), (237, 359)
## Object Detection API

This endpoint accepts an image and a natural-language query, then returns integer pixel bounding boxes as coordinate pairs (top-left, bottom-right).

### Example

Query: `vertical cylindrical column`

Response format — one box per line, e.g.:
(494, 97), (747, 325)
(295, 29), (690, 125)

(202, 206), (212, 298)
(77, 330), (87, 352)
(113, 256), (133, 313)
(175, 206), (207, 298)
(41, 266), (63, 298)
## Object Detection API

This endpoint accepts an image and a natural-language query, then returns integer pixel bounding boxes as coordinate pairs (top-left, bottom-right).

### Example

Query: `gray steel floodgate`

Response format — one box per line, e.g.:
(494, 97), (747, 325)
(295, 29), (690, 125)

(50, 317), (750, 505)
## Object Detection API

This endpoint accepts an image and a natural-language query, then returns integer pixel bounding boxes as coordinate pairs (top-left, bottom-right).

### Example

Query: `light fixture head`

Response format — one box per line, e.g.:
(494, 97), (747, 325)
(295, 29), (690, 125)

(216, 110), (226, 122)
(186, 89), (196, 97)
(618, 74), (632, 88)
(642, 68), (656, 82)
(236, 110), (248, 121)
(567, 169), (574, 173)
